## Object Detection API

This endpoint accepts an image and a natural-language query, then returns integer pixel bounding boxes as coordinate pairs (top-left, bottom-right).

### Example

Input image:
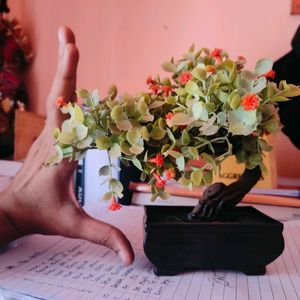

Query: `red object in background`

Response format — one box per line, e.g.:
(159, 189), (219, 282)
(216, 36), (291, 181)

(0, 11), (33, 158)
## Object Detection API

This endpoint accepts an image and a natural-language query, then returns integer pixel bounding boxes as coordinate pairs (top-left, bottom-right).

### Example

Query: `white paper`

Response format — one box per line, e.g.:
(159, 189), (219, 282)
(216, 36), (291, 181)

(1, 205), (300, 300)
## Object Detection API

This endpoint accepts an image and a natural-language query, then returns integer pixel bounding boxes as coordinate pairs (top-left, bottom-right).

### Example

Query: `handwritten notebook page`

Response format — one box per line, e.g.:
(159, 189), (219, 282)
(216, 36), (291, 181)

(0, 205), (300, 300)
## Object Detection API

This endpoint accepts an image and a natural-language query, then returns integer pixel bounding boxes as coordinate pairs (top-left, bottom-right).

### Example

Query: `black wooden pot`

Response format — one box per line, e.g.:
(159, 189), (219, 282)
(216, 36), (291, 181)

(143, 206), (284, 276)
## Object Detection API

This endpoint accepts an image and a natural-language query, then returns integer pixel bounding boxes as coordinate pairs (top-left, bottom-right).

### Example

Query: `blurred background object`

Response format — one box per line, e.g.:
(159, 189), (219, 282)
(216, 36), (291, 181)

(0, 0), (32, 158)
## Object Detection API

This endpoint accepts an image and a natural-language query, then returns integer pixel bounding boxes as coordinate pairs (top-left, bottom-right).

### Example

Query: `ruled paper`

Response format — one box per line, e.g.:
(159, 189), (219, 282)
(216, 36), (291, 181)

(0, 205), (300, 300)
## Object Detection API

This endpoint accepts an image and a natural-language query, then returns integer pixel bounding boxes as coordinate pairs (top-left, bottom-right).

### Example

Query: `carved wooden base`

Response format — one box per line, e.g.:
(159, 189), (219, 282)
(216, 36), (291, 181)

(143, 206), (284, 276)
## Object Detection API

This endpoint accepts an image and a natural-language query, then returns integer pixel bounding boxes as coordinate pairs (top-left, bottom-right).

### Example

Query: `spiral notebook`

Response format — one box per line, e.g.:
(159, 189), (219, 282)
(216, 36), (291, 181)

(1, 204), (300, 300)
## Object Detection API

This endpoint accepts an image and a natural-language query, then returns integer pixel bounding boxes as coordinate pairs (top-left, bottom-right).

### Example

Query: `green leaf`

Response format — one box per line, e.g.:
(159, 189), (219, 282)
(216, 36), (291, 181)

(228, 107), (257, 135)
(190, 147), (199, 160)
(99, 165), (110, 176)
(161, 61), (177, 73)
(102, 192), (112, 201)
(203, 171), (213, 185)
(178, 177), (190, 186)
(280, 83), (300, 97)
(263, 119), (279, 134)
(259, 139), (272, 152)
(126, 128), (141, 145)
(96, 136), (111, 150)
(166, 128), (176, 144)
(120, 142), (132, 155)
(141, 126), (150, 141)
(138, 99), (148, 115)
(252, 77), (266, 94)
(174, 88), (188, 96)
(53, 128), (60, 139)
(74, 104), (84, 123)
(192, 68), (206, 81)
(149, 101), (164, 109)
(76, 89), (90, 99)
(182, 52), (194, 60)
(158, 191), (170, 200)
(192, 102), (209, 121)
(255, 58), (273, 76)
(191, 170), (203, 186)
(132, 156), (144, 171)
(167, 150), (182, 159)
(77, 136), (93, 149)
(108, 84), (118, 99)
(271, 96), (290, 102)
(57, 131), (76, 145)
(111, 105), (124, 121)
(140, 172), (147, 181)
(129, 145), (144, 155)
(109, 178), (123, 194)
(189, 43), (195, 52)
(150, 127), (166, 140)
(116, 119), (132, 131)
(202, 153), (217, 171)
(176, 61), (186, 72)
(176, 155), (185, 171)
(150, 193), (159, 202)
(236, 149), (247, 163)
(45, 146), (63, 166)
(204, 102), (215, 113)
(185, 80), (200, 97)
(181, 129), (190, 145)
(75, 124), (88, 141)
(229, 93), (241, 110)
(165, 96), (177, 104)
(90, 89), (100, 106)
(170, 112), (193, 126)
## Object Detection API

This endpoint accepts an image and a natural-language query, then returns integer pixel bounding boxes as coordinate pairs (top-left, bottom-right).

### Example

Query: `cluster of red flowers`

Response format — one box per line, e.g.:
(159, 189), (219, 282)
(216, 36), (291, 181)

(241, 93), (260, 111)
(146, 76), (173, 96)
(148, 154), (176, 188)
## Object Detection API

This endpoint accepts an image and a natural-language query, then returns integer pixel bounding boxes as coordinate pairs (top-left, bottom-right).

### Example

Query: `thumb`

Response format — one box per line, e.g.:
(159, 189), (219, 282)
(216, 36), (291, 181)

(65, 213), (135, 265)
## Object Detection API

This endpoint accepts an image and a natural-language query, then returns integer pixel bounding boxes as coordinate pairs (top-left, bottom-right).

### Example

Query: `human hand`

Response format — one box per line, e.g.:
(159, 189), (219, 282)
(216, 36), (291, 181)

(0, 27), (134, 265)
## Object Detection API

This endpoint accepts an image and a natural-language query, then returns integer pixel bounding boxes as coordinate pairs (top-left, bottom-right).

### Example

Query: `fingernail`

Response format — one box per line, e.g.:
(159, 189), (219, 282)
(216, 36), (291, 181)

(118, 250), (128, 265)
(58, 29), (64, 44)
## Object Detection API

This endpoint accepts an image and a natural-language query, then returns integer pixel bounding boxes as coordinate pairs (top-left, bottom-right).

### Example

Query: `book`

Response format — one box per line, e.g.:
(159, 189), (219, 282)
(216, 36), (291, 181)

(75, 159), (85, 207)
(129, 182), (300, 208)
(250, 188), (300, 198)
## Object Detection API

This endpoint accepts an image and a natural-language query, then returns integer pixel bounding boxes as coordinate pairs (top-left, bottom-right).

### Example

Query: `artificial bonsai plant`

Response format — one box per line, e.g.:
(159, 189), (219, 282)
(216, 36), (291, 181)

(47, 45), (300, 219)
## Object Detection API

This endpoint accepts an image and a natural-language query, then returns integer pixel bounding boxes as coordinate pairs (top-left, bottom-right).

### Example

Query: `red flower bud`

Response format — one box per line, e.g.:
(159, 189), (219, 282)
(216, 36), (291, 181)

(153, 172), (166, 188)
(55, 96), (66, 108)
(148, 153), (164, 167)
(179, 71), (192, 85)
(108, 196), (121, 211)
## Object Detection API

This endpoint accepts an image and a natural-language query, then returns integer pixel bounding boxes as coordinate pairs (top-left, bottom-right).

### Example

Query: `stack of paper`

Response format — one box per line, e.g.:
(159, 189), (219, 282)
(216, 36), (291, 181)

(0, 204), (300, 299)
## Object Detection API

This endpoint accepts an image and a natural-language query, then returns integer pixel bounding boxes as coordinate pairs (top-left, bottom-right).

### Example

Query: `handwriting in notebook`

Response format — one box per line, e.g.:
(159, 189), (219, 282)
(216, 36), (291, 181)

(0, 205), (300, 299)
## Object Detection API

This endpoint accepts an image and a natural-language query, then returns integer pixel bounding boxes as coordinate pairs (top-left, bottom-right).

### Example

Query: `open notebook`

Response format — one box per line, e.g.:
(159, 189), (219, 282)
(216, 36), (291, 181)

(0, 204), (300, 300)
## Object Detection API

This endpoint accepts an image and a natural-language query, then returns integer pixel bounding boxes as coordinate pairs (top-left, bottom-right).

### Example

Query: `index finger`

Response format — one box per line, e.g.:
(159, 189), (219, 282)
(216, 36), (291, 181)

(46, 26), (79, 128)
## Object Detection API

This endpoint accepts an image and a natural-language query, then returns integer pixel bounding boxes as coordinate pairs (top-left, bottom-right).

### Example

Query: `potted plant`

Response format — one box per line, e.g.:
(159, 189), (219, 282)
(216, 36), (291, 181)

(47, 46), (300, 275)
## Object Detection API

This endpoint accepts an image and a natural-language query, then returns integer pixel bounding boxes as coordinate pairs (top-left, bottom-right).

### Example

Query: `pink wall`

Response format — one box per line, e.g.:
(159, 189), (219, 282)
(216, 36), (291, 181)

(8, 0), (300, 179)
